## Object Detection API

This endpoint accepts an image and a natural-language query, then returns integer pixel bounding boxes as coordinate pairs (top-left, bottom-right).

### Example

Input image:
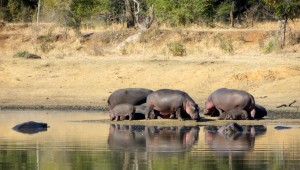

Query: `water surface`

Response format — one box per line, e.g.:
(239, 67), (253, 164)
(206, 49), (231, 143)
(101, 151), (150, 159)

(1, 110), (300, 170)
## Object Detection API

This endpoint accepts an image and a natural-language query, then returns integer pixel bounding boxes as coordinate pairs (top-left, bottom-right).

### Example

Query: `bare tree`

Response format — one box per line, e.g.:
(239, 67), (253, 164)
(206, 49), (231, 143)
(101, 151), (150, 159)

(132, 0), (154, 31)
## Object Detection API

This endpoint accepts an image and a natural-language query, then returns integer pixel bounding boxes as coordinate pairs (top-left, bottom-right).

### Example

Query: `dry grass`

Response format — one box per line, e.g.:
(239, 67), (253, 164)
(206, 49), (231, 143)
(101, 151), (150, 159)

(0, 21), (300, 113)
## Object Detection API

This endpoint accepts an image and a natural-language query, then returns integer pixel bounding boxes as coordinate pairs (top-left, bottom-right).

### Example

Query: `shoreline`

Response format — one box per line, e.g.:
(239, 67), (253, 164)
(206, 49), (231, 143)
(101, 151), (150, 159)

(0, 105), (108, 111)
(1, 104), (299, 119)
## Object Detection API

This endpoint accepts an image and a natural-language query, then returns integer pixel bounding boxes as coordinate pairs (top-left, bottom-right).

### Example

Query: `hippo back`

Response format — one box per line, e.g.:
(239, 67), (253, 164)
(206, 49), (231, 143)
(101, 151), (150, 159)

(211, 88), (255, 112)
(108, 88), (153, 109)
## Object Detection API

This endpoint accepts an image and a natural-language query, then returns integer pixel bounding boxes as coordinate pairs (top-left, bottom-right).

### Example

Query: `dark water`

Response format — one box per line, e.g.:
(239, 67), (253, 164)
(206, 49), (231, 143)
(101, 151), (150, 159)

(1, 110), (300, 170)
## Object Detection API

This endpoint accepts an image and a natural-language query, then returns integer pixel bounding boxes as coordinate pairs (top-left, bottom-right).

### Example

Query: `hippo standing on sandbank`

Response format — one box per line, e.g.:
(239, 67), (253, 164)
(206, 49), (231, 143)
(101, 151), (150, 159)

(207, 104), (267, 120)
(110, 103), (135, 121)
(107, 88), (153, 120)
(204, 88), (256, 120)
(145, 89), (200, 121)
(107, 88), (153, 109)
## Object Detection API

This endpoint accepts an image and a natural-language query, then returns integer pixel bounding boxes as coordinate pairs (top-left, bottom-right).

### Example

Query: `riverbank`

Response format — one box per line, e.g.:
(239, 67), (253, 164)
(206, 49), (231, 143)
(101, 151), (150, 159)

(0, 23), (299, 122)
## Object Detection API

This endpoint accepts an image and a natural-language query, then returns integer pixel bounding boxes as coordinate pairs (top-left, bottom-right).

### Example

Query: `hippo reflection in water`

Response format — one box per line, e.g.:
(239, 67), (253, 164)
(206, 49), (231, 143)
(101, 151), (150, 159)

(12, 121), (49, 134)
(108, 124), (199, 154)
(205, 122), (267, 156)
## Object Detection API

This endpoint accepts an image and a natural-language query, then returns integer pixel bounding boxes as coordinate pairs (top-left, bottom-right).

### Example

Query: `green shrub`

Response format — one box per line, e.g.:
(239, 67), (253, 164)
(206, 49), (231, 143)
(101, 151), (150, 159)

(40, 43), (55, 53)
(214, 34), (234, 55)
(167, 41), (186, 56)
(13, 51), (29, 58)
(219, 39), (234, 54)
(260, 37), (281, 54)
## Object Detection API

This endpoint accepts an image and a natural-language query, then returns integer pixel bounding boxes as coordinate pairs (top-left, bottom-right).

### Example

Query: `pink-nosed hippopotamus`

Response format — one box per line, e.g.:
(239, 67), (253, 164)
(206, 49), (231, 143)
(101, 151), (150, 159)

(110, 104), (135, 121)
(204, 88), (256, 120)
(107, 88), (153, 110)
(145, 89), (200, 121)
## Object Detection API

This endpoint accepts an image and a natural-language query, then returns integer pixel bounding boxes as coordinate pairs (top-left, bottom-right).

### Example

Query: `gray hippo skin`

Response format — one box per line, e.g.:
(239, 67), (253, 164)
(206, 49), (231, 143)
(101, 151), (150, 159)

(145, 89), (200, 121)
(219, 109), (249, 120)
(207, 104), (267, 120)
(107, 88), (153, 110)
(204, 88), (256, 120)
(110, 104), (135, 121)
(12, 121), (48, 134)
(253, 104), (267, 119)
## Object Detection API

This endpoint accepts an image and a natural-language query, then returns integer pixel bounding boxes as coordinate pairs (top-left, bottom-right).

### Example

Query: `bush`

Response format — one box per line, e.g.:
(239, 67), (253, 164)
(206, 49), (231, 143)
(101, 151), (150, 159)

(214, 34), (234, 55)
(167, 41), (186, 56)
(13, 51), (29, 58)
(260, 36), (281, 54)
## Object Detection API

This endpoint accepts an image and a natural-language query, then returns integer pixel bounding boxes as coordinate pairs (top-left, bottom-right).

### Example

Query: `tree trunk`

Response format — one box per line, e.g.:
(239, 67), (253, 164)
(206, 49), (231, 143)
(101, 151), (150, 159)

(282, 16), (288, 48)
(230, 2), (235, 28)
(124, 0), (135, 28)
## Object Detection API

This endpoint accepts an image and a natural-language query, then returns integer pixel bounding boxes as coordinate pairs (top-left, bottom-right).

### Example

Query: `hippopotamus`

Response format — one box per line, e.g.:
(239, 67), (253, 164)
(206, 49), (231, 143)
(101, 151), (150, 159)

(110, 104), (135, 121)
(219, 109), (250, 120)
(12, 121), (49, 134)
(274, 126), (292, 130)
(107, 88), (153, 110)
(253, 104), (267, 119)
(145, 89), (200, 121)
(204, 88), (256, 120)
(208, 104), (267, 120)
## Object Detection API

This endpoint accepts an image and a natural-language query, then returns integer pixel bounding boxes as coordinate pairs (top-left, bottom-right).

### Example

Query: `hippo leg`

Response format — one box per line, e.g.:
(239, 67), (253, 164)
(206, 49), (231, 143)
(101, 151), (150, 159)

(169, 113), (176, 119)
(243, 110), (252, 120)
(250, 109), (256, 119)
(175, 108), (184, 121)
(110, 116), (115, 121)
(120, 116), (126, 121)
(129, 113), (134, 121)
(114, 116), (120, 121)
(152, 110), (163, 119)
(217, 108), (227, 120)
(145, 106), (154, 120)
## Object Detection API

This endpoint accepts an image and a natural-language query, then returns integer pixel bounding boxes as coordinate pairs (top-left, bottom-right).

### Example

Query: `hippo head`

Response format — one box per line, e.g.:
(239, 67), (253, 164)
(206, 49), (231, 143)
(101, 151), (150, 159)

(185, 102), (200, 120)
(204, 101), (215, 115)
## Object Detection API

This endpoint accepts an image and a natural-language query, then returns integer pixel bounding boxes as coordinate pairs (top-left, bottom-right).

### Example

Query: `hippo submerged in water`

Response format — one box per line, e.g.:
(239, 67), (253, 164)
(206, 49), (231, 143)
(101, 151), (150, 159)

(145, 89), (200, 121)
(12, 121), (49, 134)
(204, 88), (256, 120)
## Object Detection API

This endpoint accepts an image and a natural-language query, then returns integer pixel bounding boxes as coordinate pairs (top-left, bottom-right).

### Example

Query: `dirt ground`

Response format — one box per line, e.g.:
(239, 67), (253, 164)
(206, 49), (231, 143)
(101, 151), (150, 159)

(0, 22), (300, 121)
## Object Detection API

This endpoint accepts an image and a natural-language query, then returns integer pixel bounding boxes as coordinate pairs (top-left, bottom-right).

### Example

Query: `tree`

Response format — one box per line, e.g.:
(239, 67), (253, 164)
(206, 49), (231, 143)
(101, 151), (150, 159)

(264, 0), (300, 47)
(124, 0), (135, 27)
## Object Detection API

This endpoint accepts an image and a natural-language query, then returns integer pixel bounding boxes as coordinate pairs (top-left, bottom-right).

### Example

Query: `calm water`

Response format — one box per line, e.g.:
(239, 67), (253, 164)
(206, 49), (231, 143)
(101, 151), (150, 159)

(1, 110), (300, 170)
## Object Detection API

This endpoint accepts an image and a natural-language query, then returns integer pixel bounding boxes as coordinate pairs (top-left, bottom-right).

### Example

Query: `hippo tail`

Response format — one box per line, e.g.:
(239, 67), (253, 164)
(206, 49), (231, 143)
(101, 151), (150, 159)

(107, 96), (113, 111)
